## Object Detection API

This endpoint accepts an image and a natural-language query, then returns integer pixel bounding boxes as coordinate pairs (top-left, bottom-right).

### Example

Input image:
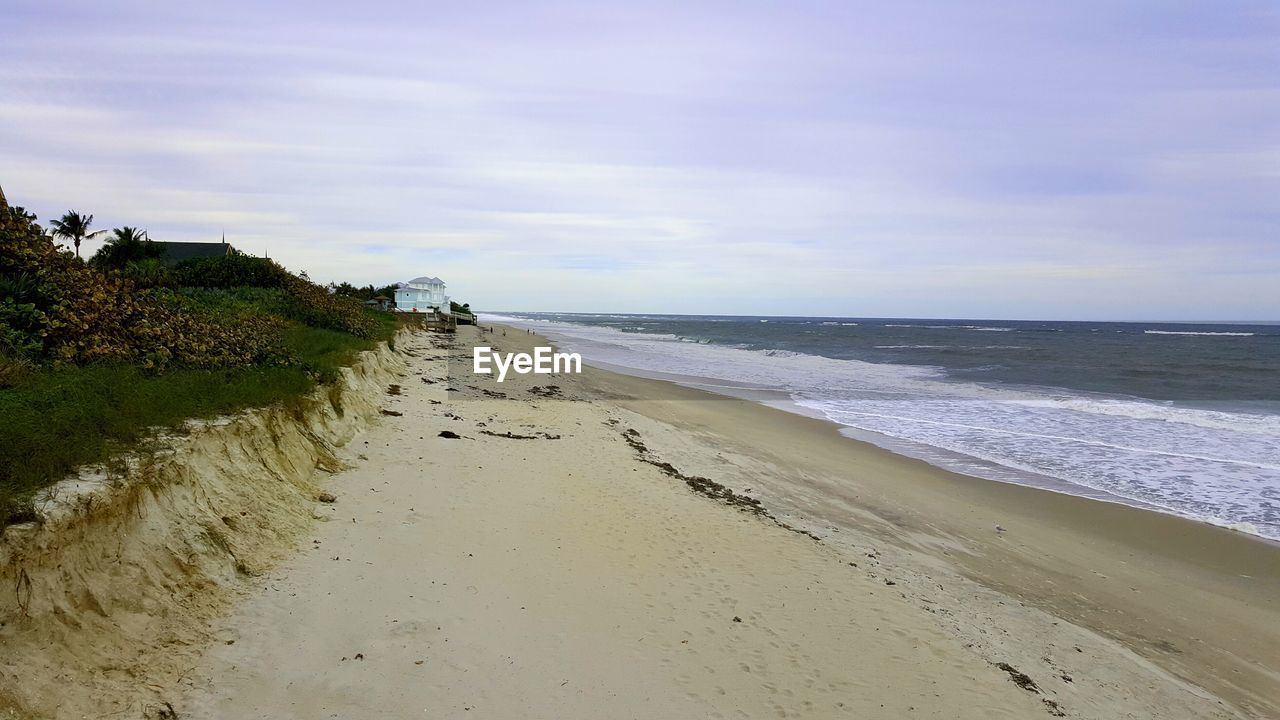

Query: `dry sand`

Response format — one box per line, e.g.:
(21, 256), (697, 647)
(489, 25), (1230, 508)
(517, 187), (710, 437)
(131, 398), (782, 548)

(170, 325), (1277, 719)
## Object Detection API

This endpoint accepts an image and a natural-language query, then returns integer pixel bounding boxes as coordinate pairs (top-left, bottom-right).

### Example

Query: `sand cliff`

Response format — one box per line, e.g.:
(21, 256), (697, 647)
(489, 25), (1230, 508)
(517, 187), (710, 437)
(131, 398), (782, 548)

(0, 337), (407, 718)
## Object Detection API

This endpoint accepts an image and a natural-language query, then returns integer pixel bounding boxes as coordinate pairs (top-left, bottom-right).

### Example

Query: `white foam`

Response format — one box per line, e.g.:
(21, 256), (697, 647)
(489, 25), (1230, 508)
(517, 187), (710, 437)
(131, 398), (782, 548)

(883, 323), (1014, 332)
(1144, 330), (1255, 337)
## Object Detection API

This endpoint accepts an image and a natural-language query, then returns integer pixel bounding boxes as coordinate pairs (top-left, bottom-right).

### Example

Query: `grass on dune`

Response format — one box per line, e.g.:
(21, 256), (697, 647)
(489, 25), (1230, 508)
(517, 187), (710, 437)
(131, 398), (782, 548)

(0, 303), (397, 525)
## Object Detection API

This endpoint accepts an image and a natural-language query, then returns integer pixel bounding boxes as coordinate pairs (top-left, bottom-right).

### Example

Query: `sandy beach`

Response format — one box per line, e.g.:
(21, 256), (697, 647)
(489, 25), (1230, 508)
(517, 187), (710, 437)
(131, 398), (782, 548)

(5, 3), (1275, 717)
(162, 325), (1277, 719)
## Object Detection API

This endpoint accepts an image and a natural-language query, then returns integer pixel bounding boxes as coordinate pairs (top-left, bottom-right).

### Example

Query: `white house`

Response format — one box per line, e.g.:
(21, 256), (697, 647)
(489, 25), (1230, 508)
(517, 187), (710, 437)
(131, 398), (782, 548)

(395, 276), (451, 314)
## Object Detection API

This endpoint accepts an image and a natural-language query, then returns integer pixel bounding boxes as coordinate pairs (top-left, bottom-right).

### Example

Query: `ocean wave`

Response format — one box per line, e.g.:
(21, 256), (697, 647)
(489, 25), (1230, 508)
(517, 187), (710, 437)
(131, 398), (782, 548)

(810, 406), (1280, 471)
(1011, 397), (1280, 435)
(800, 396), (1280, 540)
(480, 313), (551, 324)
(1144, 330), (1255, 337)
(883, 323), (1014, 332)
(875, 344), (1027, 350)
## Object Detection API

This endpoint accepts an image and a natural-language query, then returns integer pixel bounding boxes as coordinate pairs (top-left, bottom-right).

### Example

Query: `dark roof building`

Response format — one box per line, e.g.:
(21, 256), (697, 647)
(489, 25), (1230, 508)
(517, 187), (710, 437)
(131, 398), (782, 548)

(154, 241), (238, 266)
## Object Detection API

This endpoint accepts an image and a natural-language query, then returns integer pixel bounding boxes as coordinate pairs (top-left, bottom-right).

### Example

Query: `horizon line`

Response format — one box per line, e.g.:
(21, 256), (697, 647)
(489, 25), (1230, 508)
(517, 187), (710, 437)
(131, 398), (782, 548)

(477, 311), (1279, 325)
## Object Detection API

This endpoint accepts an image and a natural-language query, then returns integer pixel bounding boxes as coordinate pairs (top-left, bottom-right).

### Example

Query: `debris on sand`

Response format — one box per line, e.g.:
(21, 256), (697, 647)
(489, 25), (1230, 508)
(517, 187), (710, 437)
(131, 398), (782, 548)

(438, 430), (464, 439)
(380, 409), (403, 417)
(150, 701), (180, 719)
(617, 428), (826, 544)
(990, 665), (1067, 715)
(528, 385), (562, 397)
(387, 384), (403, 395)
(619, 428), (767, 517)
(994, 662), (1040, 693)
(480, 430), (561, 440)
(317, 492), (337, 503)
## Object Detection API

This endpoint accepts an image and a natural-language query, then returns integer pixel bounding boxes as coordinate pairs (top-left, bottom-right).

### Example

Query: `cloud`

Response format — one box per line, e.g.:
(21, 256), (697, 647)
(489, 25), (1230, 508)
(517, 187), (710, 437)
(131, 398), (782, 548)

(1, 0), (1276, 319)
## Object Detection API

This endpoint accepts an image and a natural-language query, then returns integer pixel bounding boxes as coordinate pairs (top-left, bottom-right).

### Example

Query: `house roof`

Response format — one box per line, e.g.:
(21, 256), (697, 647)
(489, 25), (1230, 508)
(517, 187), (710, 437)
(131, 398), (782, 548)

(155, 241), (236, 265)
(407, 276), (445, 285)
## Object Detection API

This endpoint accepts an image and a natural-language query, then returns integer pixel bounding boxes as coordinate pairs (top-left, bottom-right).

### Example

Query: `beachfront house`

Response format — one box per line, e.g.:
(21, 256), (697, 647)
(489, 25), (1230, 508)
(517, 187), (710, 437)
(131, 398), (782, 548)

(363, 295), (394, 311)
(395, 276), (450, 314)
(151, 238), (239, 266)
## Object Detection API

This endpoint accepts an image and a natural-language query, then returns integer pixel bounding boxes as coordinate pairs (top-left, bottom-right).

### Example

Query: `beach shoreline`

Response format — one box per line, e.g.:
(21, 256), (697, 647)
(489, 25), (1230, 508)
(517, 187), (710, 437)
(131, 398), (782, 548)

(167, 324), (1277, 719)
(583, 353), (1256, 530)
(485, 313), (1280, 545)
(577, 345), (1280, 712)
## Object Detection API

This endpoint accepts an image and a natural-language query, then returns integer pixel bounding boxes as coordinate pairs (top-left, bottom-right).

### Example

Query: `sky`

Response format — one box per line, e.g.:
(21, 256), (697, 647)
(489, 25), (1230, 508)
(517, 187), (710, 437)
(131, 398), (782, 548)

(2, 1), (1277, 320)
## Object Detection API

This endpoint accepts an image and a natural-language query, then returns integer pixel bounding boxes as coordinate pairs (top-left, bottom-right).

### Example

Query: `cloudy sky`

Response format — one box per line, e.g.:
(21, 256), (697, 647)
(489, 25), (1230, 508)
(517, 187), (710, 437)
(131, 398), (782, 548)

(2, 1), (1276, 320)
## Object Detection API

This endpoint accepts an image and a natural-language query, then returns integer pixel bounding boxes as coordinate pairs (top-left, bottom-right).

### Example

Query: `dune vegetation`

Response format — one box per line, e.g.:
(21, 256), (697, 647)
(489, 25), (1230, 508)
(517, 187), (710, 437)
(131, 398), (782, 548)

(0, 203), (398, 524)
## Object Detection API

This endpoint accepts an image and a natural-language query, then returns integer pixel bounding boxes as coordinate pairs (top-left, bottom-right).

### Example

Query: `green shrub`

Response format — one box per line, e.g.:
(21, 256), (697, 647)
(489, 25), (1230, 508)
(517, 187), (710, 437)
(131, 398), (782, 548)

(122, 258), (173, 288)
(281, 280), (381, 338)
(0, 205), (288, 369)
(0, 355), (32, 389)
(174, 253), (292, 289)
(0, 298), (45, 358)
(173, 255), (380, 339)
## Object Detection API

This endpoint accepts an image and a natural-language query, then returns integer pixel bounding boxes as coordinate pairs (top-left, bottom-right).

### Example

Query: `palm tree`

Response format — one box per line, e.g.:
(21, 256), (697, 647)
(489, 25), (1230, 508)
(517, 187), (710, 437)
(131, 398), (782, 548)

(48, 211), (106, 258)
(90, 226), (160, 270)
(111, 226), (146, 244)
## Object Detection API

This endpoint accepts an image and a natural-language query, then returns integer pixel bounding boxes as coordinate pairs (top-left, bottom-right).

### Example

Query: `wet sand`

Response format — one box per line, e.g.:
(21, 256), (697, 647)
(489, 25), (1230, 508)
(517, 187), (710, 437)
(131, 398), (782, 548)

(175, 325), (1278, 719)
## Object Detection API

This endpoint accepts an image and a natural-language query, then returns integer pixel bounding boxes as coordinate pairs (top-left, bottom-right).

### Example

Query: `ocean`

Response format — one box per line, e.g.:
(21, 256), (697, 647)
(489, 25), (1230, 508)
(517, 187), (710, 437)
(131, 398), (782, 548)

(482, 313), (1280, 541)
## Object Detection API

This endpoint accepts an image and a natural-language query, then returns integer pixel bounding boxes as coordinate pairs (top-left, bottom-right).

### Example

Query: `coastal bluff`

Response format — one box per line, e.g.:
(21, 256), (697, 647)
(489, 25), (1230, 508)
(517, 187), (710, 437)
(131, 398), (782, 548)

(0, 335), (409, 718)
